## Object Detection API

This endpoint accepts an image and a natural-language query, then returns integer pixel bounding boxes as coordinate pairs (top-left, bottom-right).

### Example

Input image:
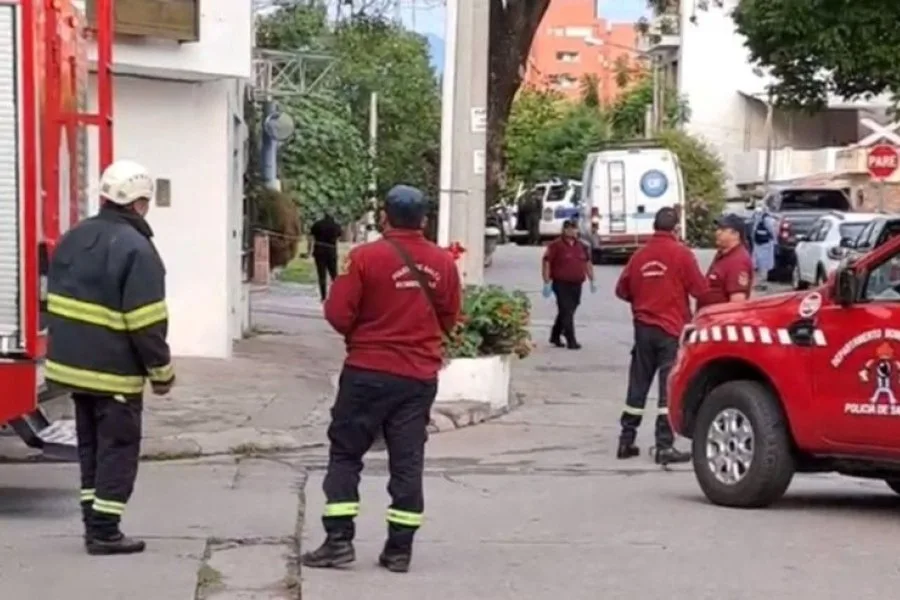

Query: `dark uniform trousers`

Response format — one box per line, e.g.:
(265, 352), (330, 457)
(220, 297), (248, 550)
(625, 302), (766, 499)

(551, 280), (582, 345)
(314, 247), (338, 301)
(619, 322), (677, 448)
(322, 366), (436, 550)
(74, 393), (142, 537)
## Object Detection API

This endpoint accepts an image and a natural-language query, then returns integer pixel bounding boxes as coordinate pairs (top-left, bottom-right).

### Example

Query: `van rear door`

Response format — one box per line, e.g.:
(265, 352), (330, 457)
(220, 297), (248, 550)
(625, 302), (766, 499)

(624, 150), (681, 237)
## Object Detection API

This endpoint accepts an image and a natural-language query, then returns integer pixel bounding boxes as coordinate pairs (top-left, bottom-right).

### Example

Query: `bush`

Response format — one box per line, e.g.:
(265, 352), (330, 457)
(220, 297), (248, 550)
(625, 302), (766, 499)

(444, 285), (533, 360)
(253, 187), (301, 268)
(657, 129), (726, 248)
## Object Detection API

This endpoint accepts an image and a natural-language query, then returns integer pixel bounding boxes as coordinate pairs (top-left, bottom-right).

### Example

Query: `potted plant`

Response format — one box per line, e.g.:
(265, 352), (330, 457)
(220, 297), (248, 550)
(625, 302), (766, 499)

(436, 285), (532, 412)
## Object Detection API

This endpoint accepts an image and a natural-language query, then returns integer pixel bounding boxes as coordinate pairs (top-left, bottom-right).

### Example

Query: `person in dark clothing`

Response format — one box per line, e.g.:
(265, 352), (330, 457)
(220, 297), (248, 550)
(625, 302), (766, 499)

(302, 185), (462, 574)
(46, 160), (174, 555)
(614, 207), (707, 466)
(308, 213), (343, 301)
(542, 219), (595, 349)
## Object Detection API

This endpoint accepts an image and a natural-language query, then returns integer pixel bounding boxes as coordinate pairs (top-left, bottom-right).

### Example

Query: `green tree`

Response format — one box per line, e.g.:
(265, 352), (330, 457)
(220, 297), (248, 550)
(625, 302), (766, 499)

(331, 15), (441, 198)
(656, 129), (726, 247)
(580, 74), (601, 109)
(503, 89), (566, 186)
(729, 0), (900, 109)
(609, 74), (689, 139)
(278, 93), (370, 226)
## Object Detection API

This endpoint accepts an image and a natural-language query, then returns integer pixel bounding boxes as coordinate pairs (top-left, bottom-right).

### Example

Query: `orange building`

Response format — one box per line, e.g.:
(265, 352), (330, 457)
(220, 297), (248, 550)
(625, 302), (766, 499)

(523, 0), (644, 103)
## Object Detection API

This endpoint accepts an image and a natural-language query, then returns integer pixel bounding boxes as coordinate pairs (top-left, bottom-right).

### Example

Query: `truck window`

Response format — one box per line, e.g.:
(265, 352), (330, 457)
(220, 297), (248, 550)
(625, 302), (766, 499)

(779, 189), (851, 211)
(863, 252), (900, 302)
(569, 184), (582, 205)
(546, 185), (567, 203)
(855, 221), (878, 250)
(876, 220), (900, 247)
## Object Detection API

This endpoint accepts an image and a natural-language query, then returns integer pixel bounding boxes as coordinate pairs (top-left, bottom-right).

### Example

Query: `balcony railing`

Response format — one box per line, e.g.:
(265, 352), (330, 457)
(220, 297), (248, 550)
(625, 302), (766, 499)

(85, 0), (200, 43)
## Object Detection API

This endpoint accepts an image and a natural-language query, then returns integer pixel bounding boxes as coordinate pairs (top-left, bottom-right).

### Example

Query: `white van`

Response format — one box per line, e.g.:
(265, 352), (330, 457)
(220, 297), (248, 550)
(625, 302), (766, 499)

(580, 145), (686, 263)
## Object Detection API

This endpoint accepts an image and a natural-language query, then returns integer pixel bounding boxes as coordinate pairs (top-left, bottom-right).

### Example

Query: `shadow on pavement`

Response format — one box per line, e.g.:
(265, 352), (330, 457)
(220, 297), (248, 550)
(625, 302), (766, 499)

(0, 485), (72, 517)
(670, 489), (900, 515)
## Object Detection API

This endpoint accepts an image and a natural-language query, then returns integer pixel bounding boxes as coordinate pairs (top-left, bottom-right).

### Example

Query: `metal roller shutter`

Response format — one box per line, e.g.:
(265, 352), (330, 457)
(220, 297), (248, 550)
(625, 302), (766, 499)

(0, 5), (19, 346)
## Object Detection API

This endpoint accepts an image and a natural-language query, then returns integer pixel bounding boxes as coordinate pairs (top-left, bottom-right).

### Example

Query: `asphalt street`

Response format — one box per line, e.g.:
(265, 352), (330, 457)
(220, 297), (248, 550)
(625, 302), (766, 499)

(300, 243), (900, 600)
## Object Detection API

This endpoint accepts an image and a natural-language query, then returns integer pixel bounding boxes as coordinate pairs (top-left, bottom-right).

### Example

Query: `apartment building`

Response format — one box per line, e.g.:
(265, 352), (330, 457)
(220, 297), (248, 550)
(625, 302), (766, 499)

(523, 0), (643, 103)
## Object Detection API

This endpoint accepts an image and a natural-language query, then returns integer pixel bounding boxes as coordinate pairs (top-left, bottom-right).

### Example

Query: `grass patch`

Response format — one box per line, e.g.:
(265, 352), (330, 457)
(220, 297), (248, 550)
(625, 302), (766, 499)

(278, 243), (351, 284)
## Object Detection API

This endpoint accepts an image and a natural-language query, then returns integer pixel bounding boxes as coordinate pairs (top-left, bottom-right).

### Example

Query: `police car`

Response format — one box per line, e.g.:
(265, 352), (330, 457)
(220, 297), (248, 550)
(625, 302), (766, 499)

(668, 232), (900, 508)
(507, 178), (583, 243)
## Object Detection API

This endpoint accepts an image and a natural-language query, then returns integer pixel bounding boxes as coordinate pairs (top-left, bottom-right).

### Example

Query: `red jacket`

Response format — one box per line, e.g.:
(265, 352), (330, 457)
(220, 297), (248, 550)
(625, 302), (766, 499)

(697, 244), (754, 309)
(615, 232), (708, 338)
(543, 237), (590, 283)
(324, 229), (462, 382)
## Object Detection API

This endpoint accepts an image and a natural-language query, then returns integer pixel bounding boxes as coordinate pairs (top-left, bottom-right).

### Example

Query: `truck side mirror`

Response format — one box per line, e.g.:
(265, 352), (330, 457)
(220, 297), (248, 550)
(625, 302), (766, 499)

(835, 267), (858, 306)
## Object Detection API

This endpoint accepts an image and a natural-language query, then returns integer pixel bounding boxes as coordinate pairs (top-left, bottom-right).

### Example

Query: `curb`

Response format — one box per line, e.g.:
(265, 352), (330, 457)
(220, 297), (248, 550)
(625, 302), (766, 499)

(289, 468), (308, 599)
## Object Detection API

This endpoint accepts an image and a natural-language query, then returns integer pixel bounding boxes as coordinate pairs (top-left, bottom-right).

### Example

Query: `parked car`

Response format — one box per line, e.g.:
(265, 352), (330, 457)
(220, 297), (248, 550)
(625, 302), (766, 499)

(508, 178), (583, 244)
(757, 186), (852, 280)
(845, 214), (900, 261)
(792, 212), (878, 289)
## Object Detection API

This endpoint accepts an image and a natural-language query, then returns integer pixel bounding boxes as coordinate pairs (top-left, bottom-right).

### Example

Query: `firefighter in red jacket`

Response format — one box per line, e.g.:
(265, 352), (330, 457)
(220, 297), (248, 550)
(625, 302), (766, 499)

(302, 185), (461, 574)
(697, 213), (754, 308)
(614, 207), (707, 465)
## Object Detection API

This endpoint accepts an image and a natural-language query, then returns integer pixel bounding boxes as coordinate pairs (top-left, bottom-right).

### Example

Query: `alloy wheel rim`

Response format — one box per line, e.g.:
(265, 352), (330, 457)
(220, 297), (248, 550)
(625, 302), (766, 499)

(705, 408), (754, 485)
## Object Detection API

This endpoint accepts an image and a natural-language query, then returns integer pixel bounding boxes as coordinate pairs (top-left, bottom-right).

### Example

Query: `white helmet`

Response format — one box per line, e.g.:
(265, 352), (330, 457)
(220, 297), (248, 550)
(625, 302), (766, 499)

(99, 159), (154, 205)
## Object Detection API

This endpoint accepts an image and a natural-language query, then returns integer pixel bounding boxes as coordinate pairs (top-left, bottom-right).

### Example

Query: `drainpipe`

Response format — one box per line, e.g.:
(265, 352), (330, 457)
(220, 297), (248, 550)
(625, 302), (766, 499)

(261, 100), (279, 190)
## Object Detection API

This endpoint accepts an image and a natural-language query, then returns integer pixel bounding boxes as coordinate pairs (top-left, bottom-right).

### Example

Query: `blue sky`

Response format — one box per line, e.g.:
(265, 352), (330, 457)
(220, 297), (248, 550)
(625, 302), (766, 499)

(399, 0), (649, 38)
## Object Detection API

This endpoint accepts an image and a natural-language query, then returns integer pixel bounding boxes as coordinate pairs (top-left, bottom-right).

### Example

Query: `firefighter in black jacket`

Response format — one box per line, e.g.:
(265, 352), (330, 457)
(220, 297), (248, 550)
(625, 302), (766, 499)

(46, 159), (175, 556)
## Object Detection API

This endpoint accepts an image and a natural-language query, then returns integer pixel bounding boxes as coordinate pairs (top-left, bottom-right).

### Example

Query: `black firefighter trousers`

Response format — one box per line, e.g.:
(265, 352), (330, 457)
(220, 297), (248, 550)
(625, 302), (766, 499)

(619, 322), (677, 449)
(74, 393), (142, 539)
(321, 366), (436, 551)
(314, 248), (338, 301)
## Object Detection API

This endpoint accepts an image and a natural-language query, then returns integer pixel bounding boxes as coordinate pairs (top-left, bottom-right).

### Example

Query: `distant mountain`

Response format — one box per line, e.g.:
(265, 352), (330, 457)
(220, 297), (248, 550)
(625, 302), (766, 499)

(424, 33), (445, 77)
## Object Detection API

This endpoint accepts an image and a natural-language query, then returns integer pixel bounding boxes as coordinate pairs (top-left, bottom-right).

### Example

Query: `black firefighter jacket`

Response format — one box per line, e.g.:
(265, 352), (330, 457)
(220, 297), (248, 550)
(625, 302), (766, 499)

(46, 204), (174, 397)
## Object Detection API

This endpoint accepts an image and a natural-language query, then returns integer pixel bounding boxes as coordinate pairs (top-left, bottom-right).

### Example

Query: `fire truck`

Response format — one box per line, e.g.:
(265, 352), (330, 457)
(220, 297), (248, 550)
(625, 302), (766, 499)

(0, 0), (114, 457)
(669, 235), (900, 508)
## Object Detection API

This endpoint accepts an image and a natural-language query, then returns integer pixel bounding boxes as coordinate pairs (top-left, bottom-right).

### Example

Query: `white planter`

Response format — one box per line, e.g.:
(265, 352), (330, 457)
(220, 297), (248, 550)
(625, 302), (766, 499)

(436, 354), (512, 413)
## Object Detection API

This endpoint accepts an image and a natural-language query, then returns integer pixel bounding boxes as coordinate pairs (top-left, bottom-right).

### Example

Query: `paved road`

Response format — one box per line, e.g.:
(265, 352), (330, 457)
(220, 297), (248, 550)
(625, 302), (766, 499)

(300, 243), (899, 600)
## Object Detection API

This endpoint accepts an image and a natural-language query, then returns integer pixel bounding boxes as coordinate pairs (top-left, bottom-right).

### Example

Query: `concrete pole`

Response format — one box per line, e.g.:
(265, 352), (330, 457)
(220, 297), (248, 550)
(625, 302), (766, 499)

(365, 91), (380, 241)
(650, 56), (660, 135)
(442, 0), (489, 285)
(763, 98), (774, 193)
(437, 0), (459, 248)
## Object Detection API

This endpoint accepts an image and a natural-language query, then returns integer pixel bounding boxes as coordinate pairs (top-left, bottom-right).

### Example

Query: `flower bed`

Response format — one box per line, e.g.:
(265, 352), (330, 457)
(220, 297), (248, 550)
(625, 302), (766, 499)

(436, 285), (532, 412)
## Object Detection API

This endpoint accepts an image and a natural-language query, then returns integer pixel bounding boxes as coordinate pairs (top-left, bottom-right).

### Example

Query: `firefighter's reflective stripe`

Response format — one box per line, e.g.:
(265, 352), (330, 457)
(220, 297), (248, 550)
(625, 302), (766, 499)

(658, 406), (668, 415)
(93, 498), (126, 516)
(622, 405), (643, 416)
(148, 363), (175, 383)
(47, 293), (167, 332)
(80, 488), (96, 503)
(323, 501), (360, 518)
(45, 360), (144, 394)
(685, 325), (827, 347)
(386, 508), (423, 527)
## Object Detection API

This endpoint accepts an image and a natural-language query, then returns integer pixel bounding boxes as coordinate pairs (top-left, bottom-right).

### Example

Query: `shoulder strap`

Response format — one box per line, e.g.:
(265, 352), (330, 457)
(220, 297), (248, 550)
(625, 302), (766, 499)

(382, 236), (451, 337)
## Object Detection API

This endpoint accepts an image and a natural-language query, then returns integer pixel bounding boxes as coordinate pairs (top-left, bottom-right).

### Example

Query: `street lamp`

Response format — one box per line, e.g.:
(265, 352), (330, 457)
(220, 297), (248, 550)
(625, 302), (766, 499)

(583, 36), (660, 137)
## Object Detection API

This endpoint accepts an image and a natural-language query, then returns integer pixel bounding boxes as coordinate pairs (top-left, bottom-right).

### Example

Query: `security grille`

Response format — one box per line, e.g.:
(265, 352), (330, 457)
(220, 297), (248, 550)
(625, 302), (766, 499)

(0, 5), (21, 351)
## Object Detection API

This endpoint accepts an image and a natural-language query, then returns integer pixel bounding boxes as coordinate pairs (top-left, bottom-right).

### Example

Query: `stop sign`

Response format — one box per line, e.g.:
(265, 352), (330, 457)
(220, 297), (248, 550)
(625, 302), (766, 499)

(867, 143), (899, 179)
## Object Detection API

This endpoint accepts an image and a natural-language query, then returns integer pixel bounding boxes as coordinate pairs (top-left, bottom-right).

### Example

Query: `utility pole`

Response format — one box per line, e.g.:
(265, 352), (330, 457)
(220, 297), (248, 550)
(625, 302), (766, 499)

(650, 55), (660, 135)
(365, 91), (380, 241)
(762, 94), (774, 193)
(438, 0), (489, 285)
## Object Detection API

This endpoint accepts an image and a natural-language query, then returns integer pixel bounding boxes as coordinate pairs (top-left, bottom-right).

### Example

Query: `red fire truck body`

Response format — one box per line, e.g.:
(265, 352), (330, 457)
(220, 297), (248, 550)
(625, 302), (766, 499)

(0, 0), (113, 454)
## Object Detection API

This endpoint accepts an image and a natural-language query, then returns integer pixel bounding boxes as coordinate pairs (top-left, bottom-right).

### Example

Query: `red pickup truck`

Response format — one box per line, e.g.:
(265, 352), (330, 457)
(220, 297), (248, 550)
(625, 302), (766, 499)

(668, 233), (900, 507)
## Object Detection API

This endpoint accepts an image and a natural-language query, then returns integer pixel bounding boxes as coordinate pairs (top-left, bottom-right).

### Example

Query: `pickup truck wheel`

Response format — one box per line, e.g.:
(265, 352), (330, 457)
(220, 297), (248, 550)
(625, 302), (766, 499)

(884, 479), (900, 495)
(692, 380), (795, 508)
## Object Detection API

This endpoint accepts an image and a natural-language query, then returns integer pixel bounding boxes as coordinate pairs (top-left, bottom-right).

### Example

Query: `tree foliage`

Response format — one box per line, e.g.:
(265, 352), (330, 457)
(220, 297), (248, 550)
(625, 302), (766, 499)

(278, 94), (370, 226)
(730, 0), (900, 108)
(331, 16), (441, 198)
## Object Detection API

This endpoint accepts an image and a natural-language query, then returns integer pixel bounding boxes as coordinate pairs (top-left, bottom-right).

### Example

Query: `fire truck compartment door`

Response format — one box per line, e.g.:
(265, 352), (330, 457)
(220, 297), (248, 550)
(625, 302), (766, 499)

(0, 5), (20, 345)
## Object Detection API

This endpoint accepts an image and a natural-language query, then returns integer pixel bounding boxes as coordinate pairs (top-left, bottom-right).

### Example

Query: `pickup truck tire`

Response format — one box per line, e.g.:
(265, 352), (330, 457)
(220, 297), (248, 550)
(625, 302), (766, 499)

(884, 479), (900, 495)
(692, 380), (795, 508)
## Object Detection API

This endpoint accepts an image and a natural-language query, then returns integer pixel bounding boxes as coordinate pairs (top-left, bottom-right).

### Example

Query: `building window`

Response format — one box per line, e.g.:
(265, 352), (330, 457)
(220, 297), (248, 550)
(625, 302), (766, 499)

(556, 51), (579, 63)
(550, 74), (578, 89)
(547, 27), (566, 36)
(564, 26), (592, 38)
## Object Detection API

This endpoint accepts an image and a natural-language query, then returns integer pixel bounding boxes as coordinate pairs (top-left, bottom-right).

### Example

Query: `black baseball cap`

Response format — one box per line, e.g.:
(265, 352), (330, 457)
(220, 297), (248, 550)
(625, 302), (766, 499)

(715, 213), (746, 233)
(562, 219), (578, 229)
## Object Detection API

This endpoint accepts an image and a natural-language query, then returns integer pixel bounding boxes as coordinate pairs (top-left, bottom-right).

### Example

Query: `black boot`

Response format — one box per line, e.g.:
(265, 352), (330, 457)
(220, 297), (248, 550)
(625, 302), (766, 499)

(86, 532), (146, 555)
(617, 441), (640, 459)
(566, 341), (582, 350)
(301, 519), (355, 569)
(549, 337), (565, 348)
(81, 502), (93, 547)
(378, 524), (415, 573)
(654, 446), (691, 466)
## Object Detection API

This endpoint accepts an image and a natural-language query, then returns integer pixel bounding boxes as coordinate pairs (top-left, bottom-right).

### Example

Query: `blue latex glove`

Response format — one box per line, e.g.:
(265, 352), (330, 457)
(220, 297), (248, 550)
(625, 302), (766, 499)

(590, 280), (597, 294)
(542, 282), (552, 299)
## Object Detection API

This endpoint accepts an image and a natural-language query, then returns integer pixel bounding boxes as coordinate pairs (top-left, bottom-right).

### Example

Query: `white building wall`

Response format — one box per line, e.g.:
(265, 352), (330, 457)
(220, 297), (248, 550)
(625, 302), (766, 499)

(86, 75), (243, 358)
